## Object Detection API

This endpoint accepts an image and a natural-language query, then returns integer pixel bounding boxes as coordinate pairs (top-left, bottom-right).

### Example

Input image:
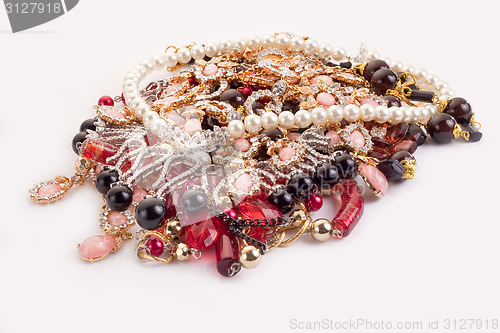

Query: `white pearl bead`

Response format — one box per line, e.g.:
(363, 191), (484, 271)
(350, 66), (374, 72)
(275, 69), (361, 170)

(275, 33), (290, 48)
(261, 34), (275, 47)
(190, 45), (205, 60)
(289, 36), (304, 51)
(123, 85), (138, 95)
(204, 42), (219, 57)
(191, 151), (212, 166)
(176, 47), (192, 64)
(246, 36), (261, 50)
(344, 104), (360, 122)
(164, 53), (178, 67)
(402, 107), (413, 123)
(331, 47), (346, 61)
(434, 80), (448, 91)
(390, 61), (403, 73)
(135, 65), (148, 76)
(128, 98), (142, 109)
(402, 64), (415, 74)
(151, 55), (165, 69)
(140, 59), (154, 71)
(278, 111), (295, 129)
(388, 106), (404, 124)
(419, 107), (430, 122)
(412, 107), (422, 124)
(124, 91), (139, 102)
(318, 43), (333, 59)
(440, 87), (455, 98)
(227, 120), (245, 138)
(360, 104), (375, 121)
(142, 111), (159, 124)
(413, 68), (428, 80)
(150, 118), (167, 136)
(295, 109), (312, 128)
(218, 39), (232, 53)
(425, 74), (439, 87)
(425, 104), (438, 116)
(135, 103), (149, 118)
(379, 57), (391, 66)
(374, 106), (390, 123)
(327, 105), (343, 123)
(232, 37), (247, 51)
(124, 73), (140, 82)
(244, 114), (262, 133)
(261, 112), (278, 130)
(366, 50), (379, 61)
(311, 107), (328, 125)
(304, 39), (318, 54)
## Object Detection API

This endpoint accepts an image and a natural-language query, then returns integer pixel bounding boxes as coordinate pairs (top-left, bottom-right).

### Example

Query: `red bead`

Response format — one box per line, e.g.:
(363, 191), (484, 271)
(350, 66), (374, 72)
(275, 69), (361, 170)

(182, 216), (220, 250)
(224, 208), (238, 220)
(81, 138), (118, 164)
(393, 140), (417, 154)
(386, 123), (409, 144)
(215, 231), (241, 277)
(305, 194), (323, 212)
(121, 93), (126, 106)
(242, 86), (253, 96)
(331, 179), (364, 237)
(237, 199), (281, 220)
(188, 76), (198, 86)
(146, 237), (164, 257)
(98, 95), (114, 107)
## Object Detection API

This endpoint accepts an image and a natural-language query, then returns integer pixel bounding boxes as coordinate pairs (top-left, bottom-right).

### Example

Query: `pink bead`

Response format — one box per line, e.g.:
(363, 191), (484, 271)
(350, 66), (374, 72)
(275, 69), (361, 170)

(202, 63), (218, 76)
(278, 147), (296, 161)
(184, 118), (202, 133)
(361, 98), (379, 107)
(234, 138), (251, 152)
(132, 187), (148, 203)
(310, 75), (333, 85)
(242, 86), (253, 96)
(165, 82), (181, 95)
(78, 235), (117, 262)
(288, 132), (301, 141)
(305, 194), (323, 212)
(359, 164), (388, 197)
(350, 130), (365, 148)
(233, 174), (253, 191)
(103, 106), (126, 119)
(146, 237), (164, 257)
(316, 92), (336, 107)
(108, 212), (127, 227)
(98, 95), (114, 107)
(38, 183), (61, 197)
(164, 112), (186, 127)
(326, 130), (340, 146)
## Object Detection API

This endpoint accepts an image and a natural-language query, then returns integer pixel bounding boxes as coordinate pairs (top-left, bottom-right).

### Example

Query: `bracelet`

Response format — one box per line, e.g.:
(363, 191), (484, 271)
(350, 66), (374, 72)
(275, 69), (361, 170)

(30, 32), (482, 277)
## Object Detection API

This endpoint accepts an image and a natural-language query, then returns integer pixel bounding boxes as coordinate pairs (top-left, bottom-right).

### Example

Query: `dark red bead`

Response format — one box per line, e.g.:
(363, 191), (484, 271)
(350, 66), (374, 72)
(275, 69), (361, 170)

(368, 147), (391, 161)
(377, 160), (406, 182)
(305, 194), (323, 212)
(98, 95), (114, 107)
(406, 124), (427, 146)
(443, 97), (473, 126)
(393, 140), (417, 154)
(371, 137), (393, 150)
(363, 59), (389, 82)
(370, 68), (398, 95)
(382, 95), (402, 107)
(428, 113), (457, 143)
(219, 89), (245, 108)
(391, 151), (415, 163)
(215, 232), (241, 277)
(386, 123), (409, 144)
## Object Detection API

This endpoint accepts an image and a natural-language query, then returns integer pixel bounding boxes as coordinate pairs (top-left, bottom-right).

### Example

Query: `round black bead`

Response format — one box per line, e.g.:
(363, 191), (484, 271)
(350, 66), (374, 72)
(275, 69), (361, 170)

(106, 185), (133, 212)
(363, 59), (390, 82)
(180, 190), (208, 216)
(268, 188), (294, 211)
(95, 169), (120, 195)
(287, 173), (314, 198)
(79, 118), (97, 133)
(135, 197), (167, 230)
(71, 132), (87, 155)
(334, 154), (357, 179)
(315, 163), (340, 187)
(370, 68), (398, 95)
(383, 95), (402, 107)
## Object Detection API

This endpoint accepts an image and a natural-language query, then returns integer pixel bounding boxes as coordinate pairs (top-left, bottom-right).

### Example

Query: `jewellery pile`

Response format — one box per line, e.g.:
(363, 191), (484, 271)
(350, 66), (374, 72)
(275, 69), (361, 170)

(30, 33), (482, 277)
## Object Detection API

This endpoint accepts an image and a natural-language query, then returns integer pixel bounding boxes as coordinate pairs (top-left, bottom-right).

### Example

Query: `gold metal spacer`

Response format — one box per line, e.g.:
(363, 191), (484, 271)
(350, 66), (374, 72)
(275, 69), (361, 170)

(469, 113), (482, 130)
(452, 123), (470, 141)
(400, 159), (417, 180)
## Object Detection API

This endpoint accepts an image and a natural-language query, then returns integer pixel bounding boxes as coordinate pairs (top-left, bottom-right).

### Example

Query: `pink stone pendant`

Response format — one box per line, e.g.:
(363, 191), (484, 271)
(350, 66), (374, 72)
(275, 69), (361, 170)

(359, 163), (388, 197)
(78, 234), (119, 263)
(29, 178), (71, 204)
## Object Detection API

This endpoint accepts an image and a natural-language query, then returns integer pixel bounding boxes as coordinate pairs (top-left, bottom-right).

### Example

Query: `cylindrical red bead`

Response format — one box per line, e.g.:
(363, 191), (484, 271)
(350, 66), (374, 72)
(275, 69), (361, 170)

(331, 179), (364, 237)
(81, 138), (118, 164)
(215, 232), (241, 277)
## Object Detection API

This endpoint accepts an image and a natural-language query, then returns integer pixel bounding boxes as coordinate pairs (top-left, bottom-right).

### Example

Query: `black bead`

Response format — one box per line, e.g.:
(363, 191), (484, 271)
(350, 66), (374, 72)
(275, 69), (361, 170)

(95, 169), (119, 195)
(135, 197), (167, 230)
(282, 100), (299, 113)
(383, 95), (401, 107)
(203, 56), (212, 62)
(377, 160), (405, 182)
(255, 145), (271, 161)
(363, 59), (389, 82)
(230, 81), (244, 89)
(462, 124), (482, 142)
(71, 132), (87, 154)
(409, 90), (435, 103)
(261, 128), (284, 141)
(443, 97), (473, 126)
(106, 185), (133, 212)
(339, 61), (352, 69)
(79, 118), (97, 133)
(268, 188), (294, 210)
(287, 173), (314, 198)
(370, 68), (398, 95)
(219, 89), (245, 108)
(180, 190), (208, 216)
(334, 154), (357, 179)
(315, 163), (340, 187)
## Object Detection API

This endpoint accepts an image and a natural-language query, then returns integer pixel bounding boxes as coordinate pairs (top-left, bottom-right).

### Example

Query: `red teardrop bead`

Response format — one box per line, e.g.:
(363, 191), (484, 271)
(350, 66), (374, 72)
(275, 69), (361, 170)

(237, 199), (281, 220)
(182, 216), (220, 250)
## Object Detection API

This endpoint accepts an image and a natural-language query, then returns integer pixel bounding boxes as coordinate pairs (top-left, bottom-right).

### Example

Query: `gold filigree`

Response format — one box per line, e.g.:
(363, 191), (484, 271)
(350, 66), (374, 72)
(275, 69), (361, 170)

(401, 159), (417, 180)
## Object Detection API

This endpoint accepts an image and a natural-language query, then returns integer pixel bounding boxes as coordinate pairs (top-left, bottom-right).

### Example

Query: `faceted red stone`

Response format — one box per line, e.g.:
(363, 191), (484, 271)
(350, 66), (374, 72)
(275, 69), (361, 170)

(81, 139), (118, 164)
(246, 227), (274, 243)
(386, 123), (409, 144)
(182, 216), (220, 250)
(371, 137), (393, 150)
(237, 198), (281, 220)
(393, 140), (417, 154)
(242, 86), (253, 96)
(368, 147), (391, 161)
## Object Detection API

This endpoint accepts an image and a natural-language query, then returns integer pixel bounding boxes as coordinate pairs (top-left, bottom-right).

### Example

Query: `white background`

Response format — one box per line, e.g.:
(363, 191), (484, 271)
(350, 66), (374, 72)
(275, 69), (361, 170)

(1, 1), (499, 332)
